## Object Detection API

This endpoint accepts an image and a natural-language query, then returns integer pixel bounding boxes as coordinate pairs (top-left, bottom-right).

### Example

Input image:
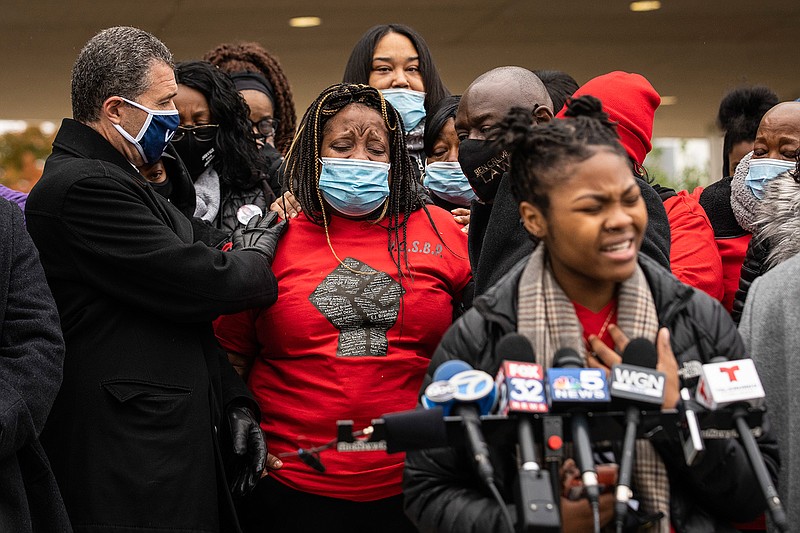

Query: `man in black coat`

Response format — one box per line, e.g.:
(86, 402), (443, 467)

(26, 26), (285, 533)
(0, 198), (70, 532)
(458, 67), (671, 296)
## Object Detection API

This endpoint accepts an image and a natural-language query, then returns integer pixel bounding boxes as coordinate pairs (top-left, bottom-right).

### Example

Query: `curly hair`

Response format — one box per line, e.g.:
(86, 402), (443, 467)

(174, 61), (264, 190)
(498, 95), (627, 215)
(342, 24), (450, 114)
(284, 83), (427, 279)
(204, 42), (297, 155)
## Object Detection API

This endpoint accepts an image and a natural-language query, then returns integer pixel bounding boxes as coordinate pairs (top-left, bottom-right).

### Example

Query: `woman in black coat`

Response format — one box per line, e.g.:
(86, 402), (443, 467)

(0, 198), (70, 532)
(403, 98), (778, 532)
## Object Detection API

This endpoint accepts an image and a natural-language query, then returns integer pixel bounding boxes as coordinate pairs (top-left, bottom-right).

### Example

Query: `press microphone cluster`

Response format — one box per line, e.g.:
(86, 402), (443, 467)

(335, 337), (778, 531)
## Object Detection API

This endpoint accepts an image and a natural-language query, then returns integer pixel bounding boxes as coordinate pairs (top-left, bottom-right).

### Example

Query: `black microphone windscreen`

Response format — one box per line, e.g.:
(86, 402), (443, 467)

(552, 347), (582, 369)
(382, 407), (448, 454)
(495, 333), (536, 362)
(621, 338), (658, 369)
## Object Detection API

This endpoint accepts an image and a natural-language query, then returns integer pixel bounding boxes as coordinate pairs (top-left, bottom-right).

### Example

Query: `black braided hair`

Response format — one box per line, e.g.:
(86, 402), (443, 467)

(283, 83), (426, 280)
(497, 94), (627, 215)
(175, 60), (265, 190)
(717, 86), (779, 177)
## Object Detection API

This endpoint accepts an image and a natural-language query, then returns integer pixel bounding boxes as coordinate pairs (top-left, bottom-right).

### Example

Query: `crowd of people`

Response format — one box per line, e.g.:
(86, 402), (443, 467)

(1, 22), (797, 533)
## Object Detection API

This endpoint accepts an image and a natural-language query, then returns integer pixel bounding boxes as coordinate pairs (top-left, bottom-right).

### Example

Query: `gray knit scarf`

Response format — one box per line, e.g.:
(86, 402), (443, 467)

(517, 243), (671, 532)
(193, 166), (221, 223)
(730, 151), (759, 234)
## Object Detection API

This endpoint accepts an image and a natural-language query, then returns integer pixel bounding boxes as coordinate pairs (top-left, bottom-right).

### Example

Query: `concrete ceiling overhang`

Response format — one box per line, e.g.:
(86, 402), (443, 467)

(2, 0), (799, 138)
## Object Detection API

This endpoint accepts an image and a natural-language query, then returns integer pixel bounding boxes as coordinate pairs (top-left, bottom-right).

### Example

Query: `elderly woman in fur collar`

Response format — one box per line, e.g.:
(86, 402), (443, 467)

(730, 101), (800, 322)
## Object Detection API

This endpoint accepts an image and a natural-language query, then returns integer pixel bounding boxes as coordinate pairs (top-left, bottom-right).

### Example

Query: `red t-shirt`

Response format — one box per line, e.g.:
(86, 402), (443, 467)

(573, 299), (617, 352)
(214, 207), (471, 501)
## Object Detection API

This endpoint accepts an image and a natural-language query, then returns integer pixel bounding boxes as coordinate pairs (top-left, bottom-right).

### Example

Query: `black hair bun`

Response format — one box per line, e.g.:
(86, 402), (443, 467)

(717, 86), (779, 131)
(563, 95), (608, 121)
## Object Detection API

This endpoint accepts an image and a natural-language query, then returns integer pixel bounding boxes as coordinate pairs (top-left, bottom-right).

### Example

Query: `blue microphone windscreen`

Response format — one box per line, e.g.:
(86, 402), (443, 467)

(433, 359), (473, 382)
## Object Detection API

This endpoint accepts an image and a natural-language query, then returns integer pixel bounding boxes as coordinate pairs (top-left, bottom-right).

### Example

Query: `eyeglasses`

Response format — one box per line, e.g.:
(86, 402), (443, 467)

(251, 117), (280, 138)
(172, 124), (219, 143)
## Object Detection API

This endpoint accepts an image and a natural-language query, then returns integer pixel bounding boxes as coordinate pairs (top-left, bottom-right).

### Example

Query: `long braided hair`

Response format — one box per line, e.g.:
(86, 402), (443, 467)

(204, 42), (297, 155)
(284, 83), (424, 280)
(498, 95), (628, 214)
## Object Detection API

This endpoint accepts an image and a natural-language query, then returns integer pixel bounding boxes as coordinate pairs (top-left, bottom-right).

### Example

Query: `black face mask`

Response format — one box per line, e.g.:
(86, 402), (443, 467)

(259, 142), (283, 171)
(150, 178), (173, 199)
(172, 136), (215, 180)
(457, 139), (510, 203)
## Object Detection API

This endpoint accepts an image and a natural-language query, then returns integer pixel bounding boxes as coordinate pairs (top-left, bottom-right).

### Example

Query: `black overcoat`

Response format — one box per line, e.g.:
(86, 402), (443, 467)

(26, 119), (278, 533)
(0, 199), (70, 532)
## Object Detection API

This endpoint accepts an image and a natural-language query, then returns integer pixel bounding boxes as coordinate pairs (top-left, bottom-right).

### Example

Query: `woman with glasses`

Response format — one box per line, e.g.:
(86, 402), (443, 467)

(206, 42), (297, 199)
(173, 61), (271, 234)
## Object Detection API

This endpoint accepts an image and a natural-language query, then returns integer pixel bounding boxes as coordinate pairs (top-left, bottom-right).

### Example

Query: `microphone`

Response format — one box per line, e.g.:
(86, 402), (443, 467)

(494, 334), (560, 532)
(421, 359), (469, 413)
(549, 347), (610, 529)
(695, 357), (786, 531)
(609, 338), (664, 531)
(380, 406), (448, 454)
(678, 387), (705, 467)
(425, 359), (498, 487)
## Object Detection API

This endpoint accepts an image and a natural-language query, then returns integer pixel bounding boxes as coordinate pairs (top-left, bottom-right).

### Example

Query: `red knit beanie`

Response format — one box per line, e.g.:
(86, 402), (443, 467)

(555, 71), (661, 166)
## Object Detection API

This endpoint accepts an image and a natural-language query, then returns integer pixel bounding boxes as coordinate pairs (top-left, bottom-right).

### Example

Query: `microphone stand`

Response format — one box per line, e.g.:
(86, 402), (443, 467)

(732, 405), (788, 532)
(515, 416), (560, 532)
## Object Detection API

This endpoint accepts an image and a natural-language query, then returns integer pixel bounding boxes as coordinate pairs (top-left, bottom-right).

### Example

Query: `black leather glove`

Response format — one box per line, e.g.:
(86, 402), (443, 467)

(231, 210), (287, 265)
(227, 405), (267, 496)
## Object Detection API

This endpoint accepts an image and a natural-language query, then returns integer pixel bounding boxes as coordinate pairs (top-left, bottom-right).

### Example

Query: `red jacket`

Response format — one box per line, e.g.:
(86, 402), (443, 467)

(694, 183), (752, 313)
(663, 191), (724, 301)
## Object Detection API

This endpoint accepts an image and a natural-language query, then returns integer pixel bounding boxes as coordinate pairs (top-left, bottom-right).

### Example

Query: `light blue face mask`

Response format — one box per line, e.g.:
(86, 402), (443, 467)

(113, 97), (180, 164)
(318, 157), (391, 217)
(745, 158), (796, 199)
(381, 89), (426, 133)
(424, 161), (476, 207)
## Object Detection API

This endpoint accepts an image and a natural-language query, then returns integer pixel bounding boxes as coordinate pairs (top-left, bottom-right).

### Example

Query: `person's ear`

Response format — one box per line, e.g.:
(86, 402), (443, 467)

(102, 96), (126, 125)
(519, 200), (547, 239)
(533, 105), (554, 125)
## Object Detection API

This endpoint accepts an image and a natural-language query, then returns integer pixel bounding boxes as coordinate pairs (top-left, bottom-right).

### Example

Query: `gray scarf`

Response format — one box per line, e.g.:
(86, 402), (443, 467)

(730, 151), (758, 233)
(517, 244), (671, 532)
